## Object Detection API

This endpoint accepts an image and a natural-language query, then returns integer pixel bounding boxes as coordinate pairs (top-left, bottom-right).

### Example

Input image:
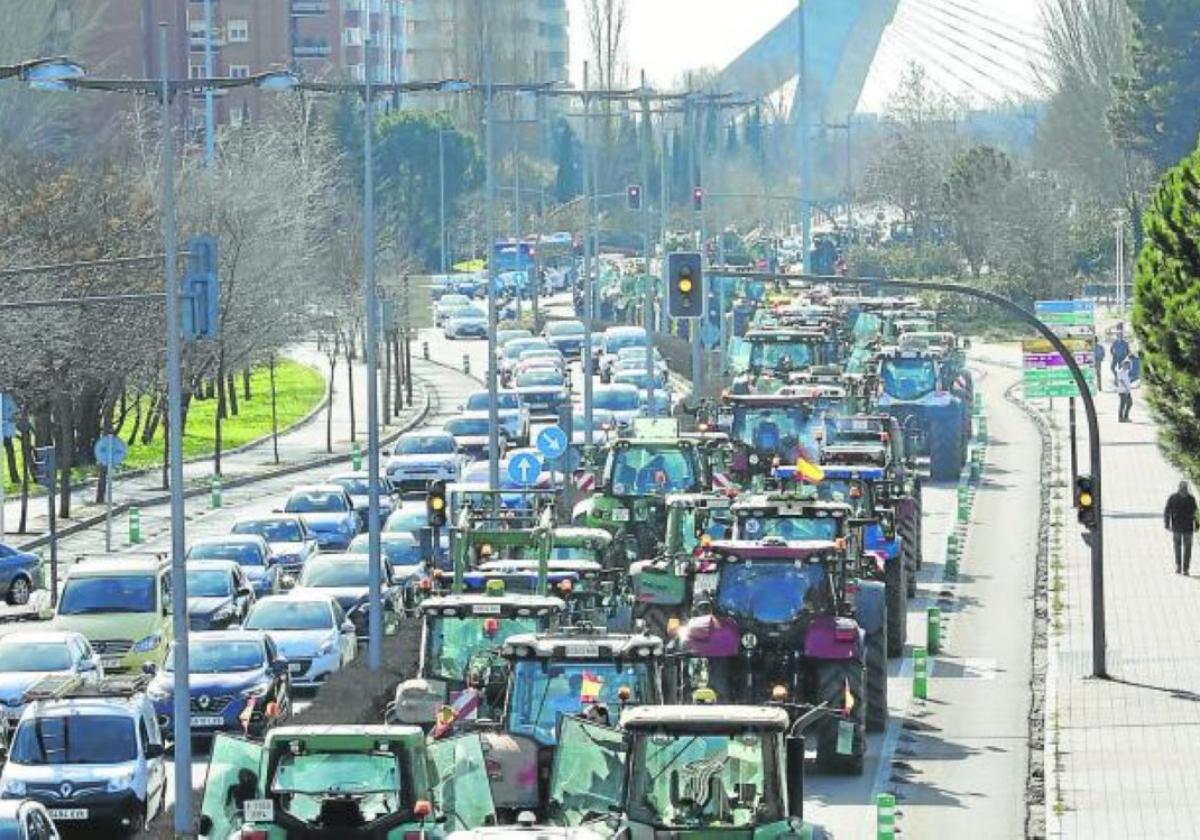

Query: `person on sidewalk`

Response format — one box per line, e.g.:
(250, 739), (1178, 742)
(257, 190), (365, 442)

(1093, 341), (1105, 392)
(1164, 481), (1198, 574)
(1110, 327), (1130, 389)
(1116, 357), (1133, 422)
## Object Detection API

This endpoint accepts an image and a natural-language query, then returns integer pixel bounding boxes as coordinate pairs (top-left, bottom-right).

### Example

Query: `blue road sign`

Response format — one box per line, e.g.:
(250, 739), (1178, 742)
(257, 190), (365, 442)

(508, 452), (543, 486)
(94, 434), (129, 468)
(1, 393), (14, 438)
(700, 322), (721, 349)
(536, 426), (568, 460)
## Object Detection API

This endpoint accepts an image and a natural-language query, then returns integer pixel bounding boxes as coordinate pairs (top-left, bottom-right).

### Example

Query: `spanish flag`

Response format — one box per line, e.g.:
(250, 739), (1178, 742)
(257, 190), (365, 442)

(581, 671), (603, 703)
(843, 678), (856, 715)
(795, 456), (825, 484)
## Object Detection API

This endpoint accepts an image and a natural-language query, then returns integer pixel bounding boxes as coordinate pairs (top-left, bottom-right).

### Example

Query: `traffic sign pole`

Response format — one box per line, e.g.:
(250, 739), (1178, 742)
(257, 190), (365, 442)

(105, 449), (114, 552)
(0, 390), (6, 541)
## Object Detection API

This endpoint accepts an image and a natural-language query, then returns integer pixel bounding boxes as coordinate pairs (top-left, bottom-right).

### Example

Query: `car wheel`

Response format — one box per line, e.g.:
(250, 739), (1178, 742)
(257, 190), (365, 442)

(6, 576), (31, 606)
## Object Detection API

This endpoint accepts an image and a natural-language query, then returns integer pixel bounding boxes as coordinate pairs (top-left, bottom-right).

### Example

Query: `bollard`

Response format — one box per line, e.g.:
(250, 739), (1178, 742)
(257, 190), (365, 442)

(211, 476), (223, 508)
(913, 647), (929, 699)
(945, 549), (959, 578)
(946, 532), (959, 556)
(876, 792), (897, 839)
(129, 507), (141, 544)
(977, 415), (988, 441)
(927, 607), (942, 654)
(351, 441), (362, 471)
(422, 341), (430, 360)
(973, 392), (983, 415)
(463, 354), (471, 376)
(969, 459), (981, 481)
(957, 495), (970, 523)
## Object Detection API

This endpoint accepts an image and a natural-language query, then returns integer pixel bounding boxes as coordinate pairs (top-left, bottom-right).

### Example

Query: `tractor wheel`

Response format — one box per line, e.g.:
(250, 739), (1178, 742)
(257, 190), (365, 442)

(814, 659), (867, 775)
(638, 605), (671, 641)
(885, 554), (907, 658)
(865, 625), (889, 732)
(903, 537), (918, 599)
(911, 479), (924, 567)
(928, 417), (964, 481)
(897, 510), (920, 584)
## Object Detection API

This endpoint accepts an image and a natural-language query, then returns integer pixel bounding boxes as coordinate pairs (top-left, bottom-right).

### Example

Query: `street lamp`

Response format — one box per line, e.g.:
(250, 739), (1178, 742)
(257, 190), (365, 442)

(0, 56), (85, 88)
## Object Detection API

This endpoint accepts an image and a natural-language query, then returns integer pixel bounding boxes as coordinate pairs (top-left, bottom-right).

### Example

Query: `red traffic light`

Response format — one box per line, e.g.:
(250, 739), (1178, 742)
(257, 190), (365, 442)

(692, 186), (704, 211)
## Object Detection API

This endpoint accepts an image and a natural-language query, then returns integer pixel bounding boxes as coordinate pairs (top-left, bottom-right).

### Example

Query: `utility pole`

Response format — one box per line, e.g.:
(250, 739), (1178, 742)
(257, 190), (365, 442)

(640, 70), (656, 414)
(581, 62), (595, 444)
(514, 131), (522, 321)
(438, 128), (447, 273)
(797, 0), (812, 273)
(484, 37), (501, 493)
(659, 122), (670, 334)
(686, 74), (704, 405)
(203, 0), (215, 168)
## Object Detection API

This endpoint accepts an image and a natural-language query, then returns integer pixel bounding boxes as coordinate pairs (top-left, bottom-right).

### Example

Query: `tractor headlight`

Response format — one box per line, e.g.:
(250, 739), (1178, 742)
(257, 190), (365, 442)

(741, 632), (758, 650)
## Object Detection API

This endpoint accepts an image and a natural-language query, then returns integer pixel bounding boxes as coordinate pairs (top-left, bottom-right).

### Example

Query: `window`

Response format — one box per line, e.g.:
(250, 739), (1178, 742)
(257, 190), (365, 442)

(344, 26), (362, 46)
(229, 64), (250, 79)
(227, 18), (249, 42)
(189, 64), (205, 79)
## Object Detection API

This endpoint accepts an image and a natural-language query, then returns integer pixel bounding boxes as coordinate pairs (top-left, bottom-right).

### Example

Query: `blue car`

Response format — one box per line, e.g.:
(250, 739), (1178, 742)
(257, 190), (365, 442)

(542, 320), (587, 359)
(348, 532), (431, 609)
(186, 535), (282, 598)
(146, 631), (291, 738)
(229, 515), (318, 578)
(0, 544), (43, 606)
(282, 484), (361, 550)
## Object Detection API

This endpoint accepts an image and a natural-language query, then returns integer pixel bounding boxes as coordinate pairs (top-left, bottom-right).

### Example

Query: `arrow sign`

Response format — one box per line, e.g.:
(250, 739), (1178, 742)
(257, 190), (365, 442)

(536, 426), (568, 460)
(507, 452), (543, 487)
(700, 322), (721, 349)
(94, 434), (129, 469)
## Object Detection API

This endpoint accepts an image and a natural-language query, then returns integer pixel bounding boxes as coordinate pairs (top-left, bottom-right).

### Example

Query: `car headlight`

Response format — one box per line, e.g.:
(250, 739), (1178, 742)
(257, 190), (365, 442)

(146, 683), (171, 702)
(317, 639), (336, 657)
(1, 778), (25, 796)
(242, 682), (271, 699)
(212, 604), (236, 621)
(133, 634), (162, 653)
(105, 770), (137, 793)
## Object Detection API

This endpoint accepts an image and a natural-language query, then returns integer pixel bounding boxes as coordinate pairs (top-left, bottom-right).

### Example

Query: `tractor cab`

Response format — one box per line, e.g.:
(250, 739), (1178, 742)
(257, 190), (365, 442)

(728, 328), (840, 382)
(876, 347), (970, 480)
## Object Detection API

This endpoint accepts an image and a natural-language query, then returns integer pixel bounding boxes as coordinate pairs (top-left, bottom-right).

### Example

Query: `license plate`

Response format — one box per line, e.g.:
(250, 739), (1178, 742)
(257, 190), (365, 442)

(473, 604), (501, 615)
(48, 809), (88, 820)
(610, 509), (631, 522)
(567, 644), (600, 658)
(192, 715), (225, 727)
(243, 799), (275, 823)
(101, 657), (123, 669)
(289, 662), (304, 674)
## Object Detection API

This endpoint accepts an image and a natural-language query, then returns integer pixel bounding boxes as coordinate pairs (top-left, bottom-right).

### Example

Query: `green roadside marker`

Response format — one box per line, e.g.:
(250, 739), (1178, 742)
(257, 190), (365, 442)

(977, 415), (988, 441)
(913, 647), (929, 699)
(211, 476), (223, 508)
(351, 441), (363, 471)
(927, 606), (942, 654)
(946, 532), (959, 555)
(463, 354), (471, 375)
(876, 792), (897, 839)
(969, 459), (981, 481)
(422, 341), (430, 360)
(946, 549), (959, 578)
(129, 507), (141, 544)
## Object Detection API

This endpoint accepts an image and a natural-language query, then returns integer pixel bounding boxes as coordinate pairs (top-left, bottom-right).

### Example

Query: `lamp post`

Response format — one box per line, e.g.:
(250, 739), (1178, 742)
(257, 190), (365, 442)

(0, 56), (85, 84)
(439, 127), (447, 273)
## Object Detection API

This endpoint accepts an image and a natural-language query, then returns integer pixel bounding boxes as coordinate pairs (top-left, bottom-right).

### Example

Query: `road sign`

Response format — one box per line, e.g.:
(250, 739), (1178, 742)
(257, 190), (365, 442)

(507, 452), (543, 486)
(0, 393), (14, 440)
(536, 426), (568, 460)
(700, 321), (721, 349)
(94, 435), (128, 468)
(1023, 305), (1097, 399)
(1035, 299), (1095, 328)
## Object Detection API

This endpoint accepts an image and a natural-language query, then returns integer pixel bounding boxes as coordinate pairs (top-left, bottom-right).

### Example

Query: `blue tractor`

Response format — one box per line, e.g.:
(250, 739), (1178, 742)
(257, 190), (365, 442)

(875, 348), (970, 482)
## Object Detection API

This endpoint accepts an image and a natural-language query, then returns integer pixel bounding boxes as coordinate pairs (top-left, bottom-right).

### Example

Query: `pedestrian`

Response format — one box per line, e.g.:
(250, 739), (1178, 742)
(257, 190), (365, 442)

(1164, 481), (1198, 574)
(1093, 341), (1105, 393)
(1116, 357), (1133, 422)
(1110, 326), (1130, 389)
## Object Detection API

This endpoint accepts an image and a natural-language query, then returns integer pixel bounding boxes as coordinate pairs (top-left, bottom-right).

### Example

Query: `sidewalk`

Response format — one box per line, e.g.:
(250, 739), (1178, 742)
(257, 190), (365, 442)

(3, 344), (435, 548)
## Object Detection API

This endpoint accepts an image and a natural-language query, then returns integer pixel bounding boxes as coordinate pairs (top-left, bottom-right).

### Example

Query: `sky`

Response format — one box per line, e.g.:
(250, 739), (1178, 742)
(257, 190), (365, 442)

(566, 0), (1048, 112)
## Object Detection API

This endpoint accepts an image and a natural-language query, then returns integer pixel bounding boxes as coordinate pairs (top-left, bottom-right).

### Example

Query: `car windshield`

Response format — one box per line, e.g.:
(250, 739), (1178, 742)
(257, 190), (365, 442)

(0, 642), (72, 672)
(730, 406), (815, 450)
(547, 321), (584, 336)
(246, 600), (332, 631)
(427, 616), (538, 681)
(187, 569), (234, 598)
(299, 560), (370, 588)
(605, 331), (647, 353)
(609, 445), (700, 495)
(446, 418), (490, 437)
(232, 520), (304, 543)
(614, 372), (656, 389)
(285, 491), (347, 513)
(395, 435), (455, 455)
(166, 640), (264, 673)
(454, 306), (486, 320)
(504, 340), (547, 360)
(499, 331), (532, 345)
(508, 660), (652, 746)
(273, 752), (400, 796)
(716, 561), (827, 623)
(331, 476), (375, 496)
(628, 733), (771, 829)
(881, 358), (939, 399)
(594, 388), (640, 411)
(58, 575), (155, 615)
(815, 479), (870, 511)
(516, 370), (562, 388)
(440, 295), (470, 307)
(190, 541), (266, 566)
(468, 392), (520, 411)
(749, 339), (815, 370)
(350, 535), (421, 566)
(11, 715), (137, 765)
(385, 506), (427, 533)
(737, 514), (840, 541)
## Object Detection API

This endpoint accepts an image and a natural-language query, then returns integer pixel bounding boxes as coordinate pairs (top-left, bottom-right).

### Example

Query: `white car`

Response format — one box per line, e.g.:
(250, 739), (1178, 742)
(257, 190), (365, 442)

(0, 632), (103, 729)
(444, 412), (504, 459)
(499, 338), (553, 385)
(385, 431), (465, 492)
(588, 383), (644, 426)
(463, 390), (530, 447)
(434, 293), (473, 326)
(243, 595), (357, 688)
(443, 305), (488, 339)
(614, 347), (668, 384)
(597, 326), (650, 382)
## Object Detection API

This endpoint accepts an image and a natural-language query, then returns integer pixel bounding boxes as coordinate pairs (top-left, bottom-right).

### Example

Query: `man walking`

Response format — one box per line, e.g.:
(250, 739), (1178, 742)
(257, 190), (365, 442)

(1093, 341), (1105, 392)
(1164, 481), (1198, 574)
(1116, 357), (1133, 422)
(1110, 325), (1130, 389)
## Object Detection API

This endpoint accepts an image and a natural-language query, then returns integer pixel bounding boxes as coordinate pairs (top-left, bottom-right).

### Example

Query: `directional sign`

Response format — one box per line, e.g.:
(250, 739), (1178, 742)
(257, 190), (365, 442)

(700, 321), (721, 349)
(0, 394), (14, 440)
(94, 435), (129, 469)
(1024, 303), (1097, 399)
(536, 426), (568, 460)
(507, 452), (543, 487)
(1035, 299), (1095, 328)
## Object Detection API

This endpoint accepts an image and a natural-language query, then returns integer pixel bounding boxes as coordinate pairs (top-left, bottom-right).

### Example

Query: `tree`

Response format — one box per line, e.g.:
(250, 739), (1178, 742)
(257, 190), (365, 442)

(1110, 0), (1200, 174)
(1132, 145), (1200, 478)
(552, 118), (582, 203)
(943, 146), (1013, 277)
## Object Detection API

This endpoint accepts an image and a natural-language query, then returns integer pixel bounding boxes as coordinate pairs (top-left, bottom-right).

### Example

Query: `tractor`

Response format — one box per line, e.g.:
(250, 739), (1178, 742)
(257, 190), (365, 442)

(876, 347), (970, 481)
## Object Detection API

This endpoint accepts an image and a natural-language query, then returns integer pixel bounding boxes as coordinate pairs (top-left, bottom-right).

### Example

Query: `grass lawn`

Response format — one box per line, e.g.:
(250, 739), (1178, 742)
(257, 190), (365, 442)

(3, 359), (325, 495)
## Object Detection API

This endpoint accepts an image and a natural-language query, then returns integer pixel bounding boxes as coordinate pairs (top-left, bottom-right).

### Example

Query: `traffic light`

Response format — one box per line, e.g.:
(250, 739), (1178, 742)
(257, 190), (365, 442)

(667, 251), (704, 319)
(692, 186), (704, 212)
(427, 479), (448, 528)
(182, 235), (220, 340)
(626, 184), (642, 211)
(1075, 474), (1097, 531)
(31, 445), (55, 490)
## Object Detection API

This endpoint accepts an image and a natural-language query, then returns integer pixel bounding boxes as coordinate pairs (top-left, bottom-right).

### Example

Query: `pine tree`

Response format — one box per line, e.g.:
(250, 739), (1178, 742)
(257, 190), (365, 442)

(552, 118), (582, 203)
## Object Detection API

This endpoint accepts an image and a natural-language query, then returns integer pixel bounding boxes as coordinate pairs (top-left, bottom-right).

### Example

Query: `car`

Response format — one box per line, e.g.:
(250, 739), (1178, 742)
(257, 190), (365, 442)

(0, 632), (103, 730)
(444, 411), (504, 458)
(612, 368), (667, 394)
(326, 470), (396, 523)
(288, 554), (404, 640)
(280, 484), (360, 551)
(587, 383), (643, 426)
(184, 560), (255, 631)
(386, 431), (465, 491)
(1, 675), (167, 833)
(517, 347), (567, 372)
(569, 410), (621, 445)
(242, 595), (357, 688)
(346, 533), (431, 608)
(452, 272), (487, 298)
(228, 515), (318, 579)
(383, 500), (430, 534)
(186, 534), (283, 598)
(542, 319), (587, 358)
(145, 630), (290, 739)
(496, 328), (533, 349)
(597, 326), (649, 380)
(0, 800), (60, 839)
(433, 293), (473, 326)
(50, 555), (173, 675)
(614, 348), (668, 384)
(0, 546), (43, 607)
(499, 337), (553, 385)
(443, 304), (488, 339)
(463, 389), (530, 446)
(511, 368), (570, 417)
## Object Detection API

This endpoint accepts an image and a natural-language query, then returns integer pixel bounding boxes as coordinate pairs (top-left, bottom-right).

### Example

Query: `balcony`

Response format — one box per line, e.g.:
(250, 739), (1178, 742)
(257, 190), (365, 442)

(292, 38), (332, 58)
(290, 0), (329, 15)
(188, 32), (224, 52)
